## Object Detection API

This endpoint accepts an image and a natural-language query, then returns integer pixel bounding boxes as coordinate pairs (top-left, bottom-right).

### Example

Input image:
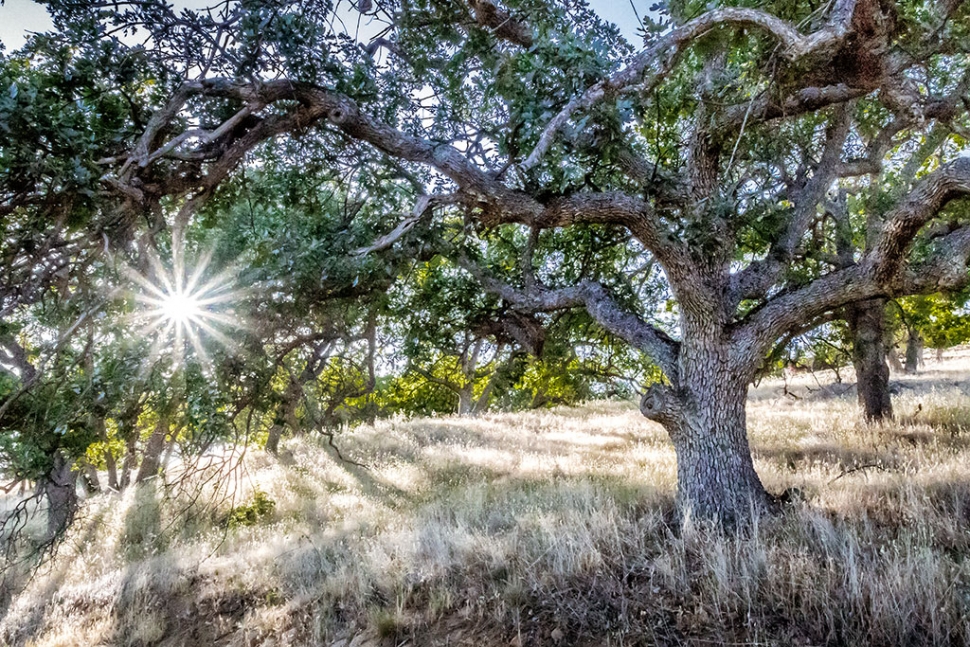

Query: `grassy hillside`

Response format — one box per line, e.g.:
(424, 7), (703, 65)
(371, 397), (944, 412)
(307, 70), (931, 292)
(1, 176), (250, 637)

(3, 353), (970, 646)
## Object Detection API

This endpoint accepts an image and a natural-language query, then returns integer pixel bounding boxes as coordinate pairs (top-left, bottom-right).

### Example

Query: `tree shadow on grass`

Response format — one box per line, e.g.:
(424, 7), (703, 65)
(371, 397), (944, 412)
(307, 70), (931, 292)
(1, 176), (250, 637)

(0, 499), (112, 646)
(754, 444), (897, 473)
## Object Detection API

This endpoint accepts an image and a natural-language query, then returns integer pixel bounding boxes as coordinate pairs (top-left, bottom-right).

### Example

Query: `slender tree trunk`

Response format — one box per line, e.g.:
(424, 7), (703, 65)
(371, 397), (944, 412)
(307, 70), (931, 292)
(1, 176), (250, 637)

(136, 408), (172, 484)
(456, 386), (474, 416)
(83, 463), (101, 494)
(846, 298), (893, 421)
(472, 375), (498, 415)
(118, 398), (145, 490)
(119, 435), (137, 490)
(905, 329), (923, 374)
(41, 450), (78, 540)
(266, 423), (284, 455)
(105, 448), (119, 491)
(887, 347), (903, 373)
(91, 415), (119, 490)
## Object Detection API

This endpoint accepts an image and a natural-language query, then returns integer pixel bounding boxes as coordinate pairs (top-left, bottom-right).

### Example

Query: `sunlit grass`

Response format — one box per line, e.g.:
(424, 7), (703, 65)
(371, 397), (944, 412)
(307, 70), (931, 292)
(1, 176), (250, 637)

(4, 354), (970, 645)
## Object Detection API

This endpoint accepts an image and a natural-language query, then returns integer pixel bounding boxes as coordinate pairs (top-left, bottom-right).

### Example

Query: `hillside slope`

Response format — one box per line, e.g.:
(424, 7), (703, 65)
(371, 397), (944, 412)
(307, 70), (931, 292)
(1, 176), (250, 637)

(3, 354), (970, 646)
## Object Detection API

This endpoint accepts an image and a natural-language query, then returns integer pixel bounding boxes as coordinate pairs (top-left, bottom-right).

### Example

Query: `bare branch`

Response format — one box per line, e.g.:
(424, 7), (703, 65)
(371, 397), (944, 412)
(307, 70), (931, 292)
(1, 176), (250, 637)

(352, 194), (443, 256)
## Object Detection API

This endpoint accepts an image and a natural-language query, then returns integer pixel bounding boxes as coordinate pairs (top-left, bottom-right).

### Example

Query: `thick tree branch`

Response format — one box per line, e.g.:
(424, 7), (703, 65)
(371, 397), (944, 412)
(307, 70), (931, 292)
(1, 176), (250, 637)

(870, 157), (970, 283)
(894, 225), (970, 294)
(719, 84), (867, 131)
(468, 0), (533, 48)
(738, 158), (970, 362)
(519, 0), (858, 172)
(456, 258), (681, 384)
(729, 105), (852, 305)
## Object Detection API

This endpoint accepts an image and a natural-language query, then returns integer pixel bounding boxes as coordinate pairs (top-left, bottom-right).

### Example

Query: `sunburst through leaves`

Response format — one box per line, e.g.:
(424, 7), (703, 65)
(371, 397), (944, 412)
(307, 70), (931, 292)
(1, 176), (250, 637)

(128, 249), (242, 370)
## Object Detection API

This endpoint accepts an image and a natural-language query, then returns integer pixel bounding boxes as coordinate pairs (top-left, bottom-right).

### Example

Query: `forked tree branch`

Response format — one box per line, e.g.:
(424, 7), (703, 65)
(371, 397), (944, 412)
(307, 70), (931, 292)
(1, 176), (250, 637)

(729, 105), (852, 305)
(456, 257), (681, 384)
(738, 158), (970, 361)
(519, 0), (858, 173)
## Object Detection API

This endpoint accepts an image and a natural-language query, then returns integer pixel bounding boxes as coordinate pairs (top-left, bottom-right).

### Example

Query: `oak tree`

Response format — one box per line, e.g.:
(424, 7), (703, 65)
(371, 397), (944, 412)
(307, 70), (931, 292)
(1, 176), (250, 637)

(7, 0), (970, 527)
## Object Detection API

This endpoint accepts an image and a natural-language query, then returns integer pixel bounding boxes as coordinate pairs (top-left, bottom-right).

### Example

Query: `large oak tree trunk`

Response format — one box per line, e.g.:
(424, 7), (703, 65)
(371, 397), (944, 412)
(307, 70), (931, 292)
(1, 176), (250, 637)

(847, 298), (893, 421)
(642, 326), (771, 526)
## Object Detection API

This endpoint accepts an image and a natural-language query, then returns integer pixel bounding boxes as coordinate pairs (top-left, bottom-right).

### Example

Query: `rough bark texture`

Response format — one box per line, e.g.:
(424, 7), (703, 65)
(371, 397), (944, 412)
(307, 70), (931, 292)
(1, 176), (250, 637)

(135, 408), (172, 484)
(905, 329), (923, 374)
(847, 299), (893, 421)
(671, 379), (769, 525)
(41, 451), (78, 541)
(642, 320), (771, 526)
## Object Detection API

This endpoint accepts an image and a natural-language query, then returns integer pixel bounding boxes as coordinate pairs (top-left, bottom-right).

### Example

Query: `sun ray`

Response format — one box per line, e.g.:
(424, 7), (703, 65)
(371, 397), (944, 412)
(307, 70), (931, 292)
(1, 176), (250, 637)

(124, 248), (245, 371)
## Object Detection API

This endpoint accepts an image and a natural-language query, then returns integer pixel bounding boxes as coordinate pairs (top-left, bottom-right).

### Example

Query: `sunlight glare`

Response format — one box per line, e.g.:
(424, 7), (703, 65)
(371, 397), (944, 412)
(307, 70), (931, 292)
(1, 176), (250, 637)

(159, 290), (205, 326)
(126, 248), (244, 372)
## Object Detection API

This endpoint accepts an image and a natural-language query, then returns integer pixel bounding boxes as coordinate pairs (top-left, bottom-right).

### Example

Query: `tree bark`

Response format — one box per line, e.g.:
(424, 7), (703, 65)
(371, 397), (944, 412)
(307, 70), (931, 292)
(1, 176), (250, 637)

(905, 329), (923, 374)
(641, 325), (771, 526)
(456, 386), (474, 416)
(41, 450), (78, 540)
(135, 406), (173, 484)
(266, 423), (284, 455)
(847, 298), (893, 421)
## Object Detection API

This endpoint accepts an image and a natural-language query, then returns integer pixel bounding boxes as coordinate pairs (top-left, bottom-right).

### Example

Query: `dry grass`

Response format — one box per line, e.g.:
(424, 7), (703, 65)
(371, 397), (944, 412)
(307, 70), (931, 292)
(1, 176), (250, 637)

(3, 353), (970, 646)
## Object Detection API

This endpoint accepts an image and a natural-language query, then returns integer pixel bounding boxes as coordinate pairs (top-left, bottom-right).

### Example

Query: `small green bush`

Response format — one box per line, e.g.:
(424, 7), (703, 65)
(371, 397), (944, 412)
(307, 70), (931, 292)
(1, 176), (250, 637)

(227, 489), (276, 528)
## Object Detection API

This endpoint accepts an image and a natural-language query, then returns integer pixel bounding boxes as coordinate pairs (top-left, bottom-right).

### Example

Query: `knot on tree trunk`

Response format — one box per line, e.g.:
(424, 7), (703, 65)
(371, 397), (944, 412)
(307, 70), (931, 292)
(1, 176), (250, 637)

(639, 383), (683, 428)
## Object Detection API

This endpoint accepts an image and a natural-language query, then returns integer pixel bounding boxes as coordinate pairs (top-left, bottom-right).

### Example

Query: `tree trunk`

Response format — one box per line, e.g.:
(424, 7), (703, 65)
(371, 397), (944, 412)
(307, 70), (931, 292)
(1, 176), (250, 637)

(641, 331), (771, 526)
(905, 329), (923, 374)
(119, 435), (137, 490)
(105, 448), (119, 491)
(92, 415), (119, 490)
(41, 450), (78, 540)
(456, 386), (474, 416)
(83, 463), (101, 494)
(266, 423), (284, 455)
(846, 298), (893, 421)
(136, 409), (171, 484)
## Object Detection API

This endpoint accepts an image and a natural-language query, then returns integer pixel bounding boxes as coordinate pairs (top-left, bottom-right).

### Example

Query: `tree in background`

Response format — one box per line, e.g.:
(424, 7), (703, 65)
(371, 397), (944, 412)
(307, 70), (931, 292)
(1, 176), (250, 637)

(898, 290), (970, 366)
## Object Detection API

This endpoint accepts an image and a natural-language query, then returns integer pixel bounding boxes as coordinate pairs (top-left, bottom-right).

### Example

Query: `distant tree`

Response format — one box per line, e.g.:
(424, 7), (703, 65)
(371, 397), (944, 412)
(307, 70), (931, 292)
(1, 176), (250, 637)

(898, 291), (970, 365)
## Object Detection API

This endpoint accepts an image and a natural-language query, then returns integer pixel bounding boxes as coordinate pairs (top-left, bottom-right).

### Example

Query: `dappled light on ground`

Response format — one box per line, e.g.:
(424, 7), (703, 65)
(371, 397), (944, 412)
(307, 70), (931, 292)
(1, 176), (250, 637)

(3, 355), (970, 645)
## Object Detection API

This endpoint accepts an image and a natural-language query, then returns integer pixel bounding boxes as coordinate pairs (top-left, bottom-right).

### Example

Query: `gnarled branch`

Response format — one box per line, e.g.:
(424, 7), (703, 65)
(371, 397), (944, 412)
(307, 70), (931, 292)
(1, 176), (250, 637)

(519, 0), (858, 172)
(456, 258), (681, 384)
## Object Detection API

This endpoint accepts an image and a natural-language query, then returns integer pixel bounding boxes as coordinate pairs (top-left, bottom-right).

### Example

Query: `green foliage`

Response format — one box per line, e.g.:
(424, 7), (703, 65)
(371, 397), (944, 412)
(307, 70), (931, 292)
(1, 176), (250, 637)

(227, 489), (276, 528)
(898, 292), (970, 350)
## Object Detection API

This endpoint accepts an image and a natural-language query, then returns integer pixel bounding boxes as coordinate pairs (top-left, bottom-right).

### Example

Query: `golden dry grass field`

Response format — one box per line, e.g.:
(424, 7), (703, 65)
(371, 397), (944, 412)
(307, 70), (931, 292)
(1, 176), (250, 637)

(3, 352), (970, 646)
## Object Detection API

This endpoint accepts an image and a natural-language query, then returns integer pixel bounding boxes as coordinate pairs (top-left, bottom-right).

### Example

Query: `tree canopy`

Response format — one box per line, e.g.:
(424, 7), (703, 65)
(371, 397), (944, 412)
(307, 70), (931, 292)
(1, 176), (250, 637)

(1, 0), (970, 534)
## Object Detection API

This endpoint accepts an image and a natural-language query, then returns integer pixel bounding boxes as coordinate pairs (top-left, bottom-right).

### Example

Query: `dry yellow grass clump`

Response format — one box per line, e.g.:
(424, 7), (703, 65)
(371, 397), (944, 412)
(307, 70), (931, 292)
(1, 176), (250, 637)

(3, 354), (970, 646)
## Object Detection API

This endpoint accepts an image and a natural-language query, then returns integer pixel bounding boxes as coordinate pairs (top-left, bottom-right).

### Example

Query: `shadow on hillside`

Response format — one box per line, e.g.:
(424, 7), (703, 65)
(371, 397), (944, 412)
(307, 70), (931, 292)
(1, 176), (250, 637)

(754, 444), (897, 472)
(0, 500), (112, 646)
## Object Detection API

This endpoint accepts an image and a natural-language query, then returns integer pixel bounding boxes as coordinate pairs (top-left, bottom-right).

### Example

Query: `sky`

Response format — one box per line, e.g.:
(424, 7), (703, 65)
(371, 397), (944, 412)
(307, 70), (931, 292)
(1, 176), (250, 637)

(0, 0), (653, 52)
